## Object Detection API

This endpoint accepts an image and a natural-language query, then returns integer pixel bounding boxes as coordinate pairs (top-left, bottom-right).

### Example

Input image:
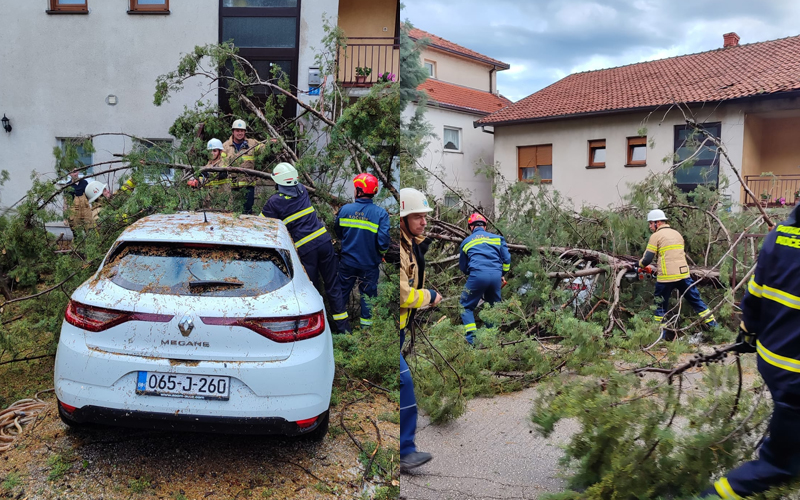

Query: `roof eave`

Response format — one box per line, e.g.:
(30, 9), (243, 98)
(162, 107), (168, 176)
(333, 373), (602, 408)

(410, 35), (510, 70)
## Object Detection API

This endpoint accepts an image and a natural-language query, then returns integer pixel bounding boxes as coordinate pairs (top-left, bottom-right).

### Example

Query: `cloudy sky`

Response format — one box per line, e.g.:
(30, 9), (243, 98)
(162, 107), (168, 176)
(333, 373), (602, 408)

(401, 0), (800, 102)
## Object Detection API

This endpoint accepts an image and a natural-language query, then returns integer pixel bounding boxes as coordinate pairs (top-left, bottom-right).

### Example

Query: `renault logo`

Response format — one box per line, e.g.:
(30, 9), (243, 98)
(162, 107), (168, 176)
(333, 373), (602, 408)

(178, 316), (194, 337)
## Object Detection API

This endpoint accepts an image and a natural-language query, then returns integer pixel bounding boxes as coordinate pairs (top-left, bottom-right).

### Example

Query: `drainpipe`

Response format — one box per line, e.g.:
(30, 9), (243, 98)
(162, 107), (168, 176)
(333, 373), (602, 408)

(489, 67), (496, 94)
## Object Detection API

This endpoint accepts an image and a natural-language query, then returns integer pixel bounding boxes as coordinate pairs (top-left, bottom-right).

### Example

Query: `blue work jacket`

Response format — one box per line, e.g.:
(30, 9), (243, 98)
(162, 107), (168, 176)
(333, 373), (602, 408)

(260, 184), (330, 258)
(742, 203), (800, 393)
(459, 227), (511, 276)
(335, 197), (390, 269)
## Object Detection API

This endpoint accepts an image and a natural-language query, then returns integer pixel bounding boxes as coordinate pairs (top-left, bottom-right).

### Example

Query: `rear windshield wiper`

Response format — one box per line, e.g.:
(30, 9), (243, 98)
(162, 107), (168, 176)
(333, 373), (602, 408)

(189, 280), (244, 289)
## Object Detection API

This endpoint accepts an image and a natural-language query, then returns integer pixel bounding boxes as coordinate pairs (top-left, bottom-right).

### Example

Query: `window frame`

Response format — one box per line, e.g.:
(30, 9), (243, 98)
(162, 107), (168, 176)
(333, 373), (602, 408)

(626, 136), (647, 167)
(673, 122), (721, 192)
(587, 139), (606, 168)
(48, 0), (88, 13)
(424, 60), (436, 78)
(129, 0), (170, 13)
(443, 126), (461, 152)
(517, 144), (553, 184)
(58, 137), (94, 174)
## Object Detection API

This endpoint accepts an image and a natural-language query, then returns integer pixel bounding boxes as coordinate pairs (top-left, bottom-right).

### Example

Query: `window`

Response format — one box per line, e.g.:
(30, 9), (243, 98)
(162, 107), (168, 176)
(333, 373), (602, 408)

(588, 139), (606, 168)
(627, 136), (647, 166)
(48, 0), (88, 13)
(443, 127), (460, 151)
(135, 139), (174, 184)
(518, 144), (552, 183)
(58, 138), (94, 174)
(129, 0), (169, 13)
(443, 194), (459, 208)
(674, 122), (721, 192)
(424, 60), (436, 78)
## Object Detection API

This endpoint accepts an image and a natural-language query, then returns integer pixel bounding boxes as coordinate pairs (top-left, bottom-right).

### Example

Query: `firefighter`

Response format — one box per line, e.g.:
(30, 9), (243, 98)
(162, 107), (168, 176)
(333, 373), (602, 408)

(699, 203), (800, 499)
(85, 181), (111, 227)
(260, 163), (350, 334)
(335, 173), (391, 329)
(458, 213), (511, 345)
(65, 169), (93, 232)
(188, 138), (230, 209)
(638, 209), (717, 342)
(399, 187), (441, 472)
(223, 119), (272, 214)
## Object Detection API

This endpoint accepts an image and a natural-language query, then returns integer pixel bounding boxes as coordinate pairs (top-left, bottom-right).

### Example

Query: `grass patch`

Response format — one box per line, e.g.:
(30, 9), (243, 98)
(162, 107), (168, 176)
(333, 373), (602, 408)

(377, 411), (399, 424)
(2, 472), (22, 490)
(46, 453), (71, 481)
(129, 476), (151, 494)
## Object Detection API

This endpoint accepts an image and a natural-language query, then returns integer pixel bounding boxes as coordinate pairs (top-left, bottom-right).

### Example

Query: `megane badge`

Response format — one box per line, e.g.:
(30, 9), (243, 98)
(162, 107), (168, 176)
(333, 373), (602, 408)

(178, 316), (194, 337)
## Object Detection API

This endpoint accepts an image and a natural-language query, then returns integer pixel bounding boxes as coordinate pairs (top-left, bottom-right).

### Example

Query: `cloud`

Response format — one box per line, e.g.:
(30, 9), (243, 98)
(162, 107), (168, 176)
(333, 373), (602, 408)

(403, 0), (800, 101)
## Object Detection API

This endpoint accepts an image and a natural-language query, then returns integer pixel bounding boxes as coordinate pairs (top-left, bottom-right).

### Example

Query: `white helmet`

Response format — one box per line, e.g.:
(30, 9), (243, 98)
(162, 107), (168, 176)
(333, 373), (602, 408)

(400, 188), (433, 217)
(272, 162), (298, 186)
(232, 119), (247, 131)
(647, 209), (668, 222)
(85, 181), (107, 203)
(207, 138), (224, 151)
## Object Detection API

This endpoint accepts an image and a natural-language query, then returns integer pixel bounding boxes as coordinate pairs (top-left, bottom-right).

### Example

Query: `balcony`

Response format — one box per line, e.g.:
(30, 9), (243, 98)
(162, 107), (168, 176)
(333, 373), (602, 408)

(743, 174), (800, 207)
(337, 37), (399, 87)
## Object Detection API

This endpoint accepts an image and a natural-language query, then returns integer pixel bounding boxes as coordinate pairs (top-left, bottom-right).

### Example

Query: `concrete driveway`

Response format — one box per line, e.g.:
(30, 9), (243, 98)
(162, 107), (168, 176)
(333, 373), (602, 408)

(401, 387), (577, 500)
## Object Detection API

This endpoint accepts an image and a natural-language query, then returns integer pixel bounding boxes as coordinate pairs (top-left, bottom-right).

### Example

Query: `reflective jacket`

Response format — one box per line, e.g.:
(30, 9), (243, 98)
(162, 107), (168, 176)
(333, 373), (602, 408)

(639, 224), (690, 283)
(459, 227), (511, 276)
(260, 184), (330, 258)
(335, 198), (391, 269)
(223, 136), (268, 188)
(742, 204), (800, 387)
(201, 154), (230, 187)
(400, 228), (434, 330)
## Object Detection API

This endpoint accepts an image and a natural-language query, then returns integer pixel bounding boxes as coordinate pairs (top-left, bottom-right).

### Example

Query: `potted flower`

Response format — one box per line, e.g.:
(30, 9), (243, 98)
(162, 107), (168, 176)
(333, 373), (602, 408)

(760, 191), (770, 207)
(355, 67), (372, 85)
(795, 189), (800, 202)
(376, 71), (395, 84)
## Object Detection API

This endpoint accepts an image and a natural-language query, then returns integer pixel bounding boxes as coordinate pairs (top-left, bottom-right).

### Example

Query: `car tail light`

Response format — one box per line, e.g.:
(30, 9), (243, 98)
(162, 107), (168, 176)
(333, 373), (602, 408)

(59, 401), (77, 414)
(65, 300), (173, 332)
(295, 416), (318, 429)
(200, 311), (325, 343)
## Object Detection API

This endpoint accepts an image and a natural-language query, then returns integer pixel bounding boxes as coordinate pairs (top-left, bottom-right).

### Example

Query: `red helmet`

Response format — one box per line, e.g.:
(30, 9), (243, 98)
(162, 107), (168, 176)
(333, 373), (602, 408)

(468, 213), (487, 226)
(353, 173), (379, 195)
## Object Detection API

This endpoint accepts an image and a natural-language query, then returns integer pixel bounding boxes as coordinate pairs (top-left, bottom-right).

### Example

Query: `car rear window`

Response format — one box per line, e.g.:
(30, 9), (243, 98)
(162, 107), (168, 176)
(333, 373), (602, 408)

(103, 243), (292, 297)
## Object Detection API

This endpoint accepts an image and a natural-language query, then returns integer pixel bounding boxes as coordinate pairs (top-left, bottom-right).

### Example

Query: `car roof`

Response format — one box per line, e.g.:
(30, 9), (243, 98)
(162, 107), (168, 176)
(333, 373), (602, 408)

(117, 212), (293, 249)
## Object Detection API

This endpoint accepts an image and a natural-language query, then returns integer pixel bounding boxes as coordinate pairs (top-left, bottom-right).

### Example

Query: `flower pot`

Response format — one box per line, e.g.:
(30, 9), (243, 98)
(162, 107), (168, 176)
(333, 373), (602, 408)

(355, 75), (367, 85)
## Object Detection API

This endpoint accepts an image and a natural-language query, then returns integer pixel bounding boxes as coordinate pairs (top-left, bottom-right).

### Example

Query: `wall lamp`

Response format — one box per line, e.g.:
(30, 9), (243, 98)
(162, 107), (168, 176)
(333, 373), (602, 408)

(1, 115), (10, 133)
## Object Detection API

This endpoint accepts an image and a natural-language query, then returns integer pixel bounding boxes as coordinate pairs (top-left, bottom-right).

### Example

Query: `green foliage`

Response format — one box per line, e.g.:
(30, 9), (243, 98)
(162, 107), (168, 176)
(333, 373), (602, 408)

(128, 477), (151, 494)
(46, 453), (70, 481)
(1, 472), (21, 491)
(358, 441), (399, 482)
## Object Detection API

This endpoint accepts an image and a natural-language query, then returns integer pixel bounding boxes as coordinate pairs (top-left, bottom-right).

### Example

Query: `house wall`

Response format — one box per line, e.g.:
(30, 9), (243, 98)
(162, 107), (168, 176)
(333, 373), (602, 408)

(415, 106), (495, 214)
(493, 104), (754, 210)
(338, 0), (396, 38)
(742, 115), (763, 177)
(298, 0), (339, 106)
(0, 0), (218, 207)
(759, 116), (800, 176)
(421, 48), (493, 92)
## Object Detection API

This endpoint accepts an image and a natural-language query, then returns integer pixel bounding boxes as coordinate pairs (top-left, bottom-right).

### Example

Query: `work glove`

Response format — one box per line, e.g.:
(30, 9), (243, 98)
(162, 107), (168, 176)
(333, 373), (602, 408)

(501, 277), (508, 289)
(187, 179), (199, 188)
(732, 322), (757, 354)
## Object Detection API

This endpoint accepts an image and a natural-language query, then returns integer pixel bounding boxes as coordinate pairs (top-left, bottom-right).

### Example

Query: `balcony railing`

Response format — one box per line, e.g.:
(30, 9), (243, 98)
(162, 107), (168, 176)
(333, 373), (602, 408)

(743, 174), (800, 207)
(337, 37), (399, 86)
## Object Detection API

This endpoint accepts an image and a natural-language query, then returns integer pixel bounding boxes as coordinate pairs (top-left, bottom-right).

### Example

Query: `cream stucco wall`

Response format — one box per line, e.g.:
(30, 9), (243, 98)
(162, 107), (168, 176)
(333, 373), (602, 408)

(494, 96), (800, 211)
(414, 106), (496, 214)
(0, 1), (218, 208)
(421, 48), (494, 92)
(298, 0), (339, 109)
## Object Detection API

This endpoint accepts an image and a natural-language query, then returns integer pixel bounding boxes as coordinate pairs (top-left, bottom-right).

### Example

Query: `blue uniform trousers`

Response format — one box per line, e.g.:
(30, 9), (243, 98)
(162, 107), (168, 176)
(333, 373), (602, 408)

(702, 361), (800, 498)
(232, 186), (255, 214)
(654, 277), (717, 330)
(400, 329), (417, 457)
(339, 262), (380, 328)
(460, 272), (502, 344)
(300, 244), (350, 333)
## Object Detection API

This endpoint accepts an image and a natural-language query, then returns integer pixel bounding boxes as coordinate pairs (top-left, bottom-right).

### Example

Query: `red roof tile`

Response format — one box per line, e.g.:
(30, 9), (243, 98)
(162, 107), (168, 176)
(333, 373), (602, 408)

(409, 28), (510, 70)
(477, 34), (800, 126)
(417, 79), (513, 115)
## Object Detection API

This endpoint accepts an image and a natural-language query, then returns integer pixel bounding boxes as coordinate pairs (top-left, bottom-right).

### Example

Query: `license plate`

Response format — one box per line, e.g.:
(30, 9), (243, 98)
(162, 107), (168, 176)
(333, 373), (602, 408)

(136, 372), (230, 400)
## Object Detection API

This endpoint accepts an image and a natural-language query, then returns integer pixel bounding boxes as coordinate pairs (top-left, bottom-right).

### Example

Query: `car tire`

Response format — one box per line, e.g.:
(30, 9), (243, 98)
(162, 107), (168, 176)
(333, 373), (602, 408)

(302, 411), (329, 443)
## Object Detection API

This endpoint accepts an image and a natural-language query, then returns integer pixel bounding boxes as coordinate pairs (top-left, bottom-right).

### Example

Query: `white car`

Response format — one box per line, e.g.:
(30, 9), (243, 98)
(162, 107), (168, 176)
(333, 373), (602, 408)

(54, 212), (334, 439)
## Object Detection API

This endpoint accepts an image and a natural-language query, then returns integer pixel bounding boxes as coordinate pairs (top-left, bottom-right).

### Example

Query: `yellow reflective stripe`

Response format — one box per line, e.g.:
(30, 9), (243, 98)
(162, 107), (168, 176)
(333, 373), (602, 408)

(234, 181), (255, 187)
(653, 316), (663, 322)
(776, 224), (800, 235)
(657, 272), (691, 280)
(464, 323), (477, 332)
(283, 206), (315, 225)
(776, 235), (800, 249)
(412, 290), (425, 308)
(502, 263), (510, 271)
(259, 213), (266, 218)
(240, 155), (255, 161)
(659, 244), (684, 253)
(759, 284), (800, 310)
(463, 237), (502, 252)
(332, 312), (348, 321)
(294, 227), (327, 248)
(714, 478), (743, 499)
(400, 311), (409, 329)
(360, 318), (372, 326)
(206, 179), (230, 186)
(704, 316), (717, 324)
(757, 340), (800, 373)
(646, 244), (657, 252)
(699, 309), (712, 317)
(340, 218), (379, 233)
(400, 290), (419, 308)
(747, 277), (763, 297)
